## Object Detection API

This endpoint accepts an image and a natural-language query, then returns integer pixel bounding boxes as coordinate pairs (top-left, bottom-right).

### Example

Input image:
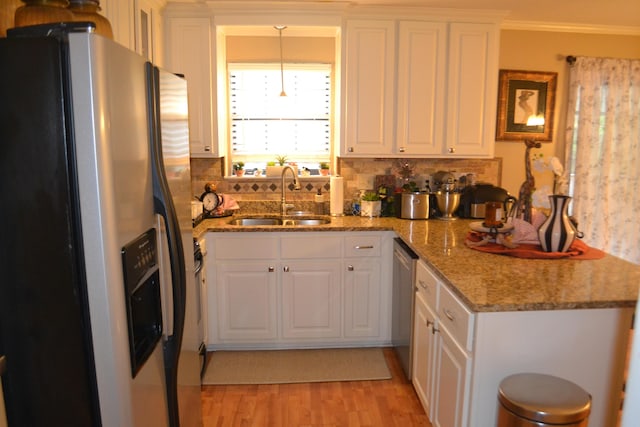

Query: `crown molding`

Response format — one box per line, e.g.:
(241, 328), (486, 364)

(501, 19), (640, 36)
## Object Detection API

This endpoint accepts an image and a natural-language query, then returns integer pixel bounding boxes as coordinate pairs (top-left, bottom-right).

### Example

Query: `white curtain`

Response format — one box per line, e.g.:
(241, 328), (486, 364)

(565, 57), (640, 264)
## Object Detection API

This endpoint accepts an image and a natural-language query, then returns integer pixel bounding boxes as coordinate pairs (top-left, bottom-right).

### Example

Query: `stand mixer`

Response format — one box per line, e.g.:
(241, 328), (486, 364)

(433, 172), (460, 220)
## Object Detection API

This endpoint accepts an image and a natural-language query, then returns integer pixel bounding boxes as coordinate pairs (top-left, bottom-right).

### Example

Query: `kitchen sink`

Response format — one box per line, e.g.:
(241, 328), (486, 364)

(281, 218), (331, 226)
(228, 217), (283, 226)
(227, 216), (331, 226)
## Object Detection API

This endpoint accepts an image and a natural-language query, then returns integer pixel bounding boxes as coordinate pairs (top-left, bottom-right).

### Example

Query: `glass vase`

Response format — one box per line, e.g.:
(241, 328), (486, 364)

(538, 195), (575, 252)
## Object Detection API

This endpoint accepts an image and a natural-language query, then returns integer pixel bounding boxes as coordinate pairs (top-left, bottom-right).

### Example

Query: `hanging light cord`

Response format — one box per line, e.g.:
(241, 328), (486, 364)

(275, 25), (287, 97)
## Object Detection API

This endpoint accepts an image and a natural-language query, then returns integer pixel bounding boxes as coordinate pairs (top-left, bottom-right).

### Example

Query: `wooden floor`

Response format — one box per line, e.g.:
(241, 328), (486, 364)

(201, 347), (433, 427)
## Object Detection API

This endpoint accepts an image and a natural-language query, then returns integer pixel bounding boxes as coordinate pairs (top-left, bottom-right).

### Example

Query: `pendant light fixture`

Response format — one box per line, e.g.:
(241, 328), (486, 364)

(274, 25), (287, 97)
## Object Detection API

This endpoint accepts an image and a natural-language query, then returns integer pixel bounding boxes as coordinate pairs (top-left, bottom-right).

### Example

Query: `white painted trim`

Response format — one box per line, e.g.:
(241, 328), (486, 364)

(502, 19), (640, 36)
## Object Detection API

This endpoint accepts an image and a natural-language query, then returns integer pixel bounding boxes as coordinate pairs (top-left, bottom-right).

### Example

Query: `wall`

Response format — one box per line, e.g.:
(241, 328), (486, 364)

(496, 29), (640, 196)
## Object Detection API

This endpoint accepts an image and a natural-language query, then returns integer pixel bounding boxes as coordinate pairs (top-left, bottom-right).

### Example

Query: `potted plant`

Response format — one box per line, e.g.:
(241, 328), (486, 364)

(360, 191), (381, 217)
(266, 155), (297, 177)
(233, 161), (245, 177)
(319, 162), (330, 176)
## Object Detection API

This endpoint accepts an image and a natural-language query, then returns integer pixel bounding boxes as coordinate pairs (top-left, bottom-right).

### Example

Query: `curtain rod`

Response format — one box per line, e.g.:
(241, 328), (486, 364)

(566, 55), (576, 65)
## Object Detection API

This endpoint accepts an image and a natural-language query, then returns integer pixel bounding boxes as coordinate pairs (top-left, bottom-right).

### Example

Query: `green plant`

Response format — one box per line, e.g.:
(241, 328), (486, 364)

(266, 161), (276, 166)
(275, 155), (288, 166)
(361, 191), (380, 201)
(319, 162), (330, 170)
(233, 161), (244, 171)
(402, 181), (419, 192)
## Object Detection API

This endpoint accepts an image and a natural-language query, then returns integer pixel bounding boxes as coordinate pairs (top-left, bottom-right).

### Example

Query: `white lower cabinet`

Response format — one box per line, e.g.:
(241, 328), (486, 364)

(412, 290), (437, 418)
(215, 261), (278, 341)
(413, 259), (473, 427)
(282, 260), (342, 339)
(344, 259), (381, 338)
(432, 325), (471, 427)
(205, 231), (393, 348)
(412, 260), (634, 427)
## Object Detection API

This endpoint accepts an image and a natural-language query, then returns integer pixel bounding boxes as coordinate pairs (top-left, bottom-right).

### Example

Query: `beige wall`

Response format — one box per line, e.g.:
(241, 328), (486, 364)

(496, 30), (640, 196)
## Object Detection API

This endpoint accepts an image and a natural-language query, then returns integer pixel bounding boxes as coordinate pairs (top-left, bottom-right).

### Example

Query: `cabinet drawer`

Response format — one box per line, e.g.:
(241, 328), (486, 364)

(214, 236), (278, 260)
(281, 235), (342, 259)
(415, 260), (439, 310)
(344, 235), (381, 257)
(439, 283), (474, 352)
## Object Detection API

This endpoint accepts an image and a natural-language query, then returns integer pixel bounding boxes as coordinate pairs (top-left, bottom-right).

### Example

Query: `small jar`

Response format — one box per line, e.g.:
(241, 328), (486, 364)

(15, 0), (74, 27)
(67, 0), (112, 39)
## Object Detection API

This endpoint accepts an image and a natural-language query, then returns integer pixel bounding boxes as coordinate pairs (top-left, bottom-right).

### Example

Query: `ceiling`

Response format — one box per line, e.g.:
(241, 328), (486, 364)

(196, 0), (640, 31)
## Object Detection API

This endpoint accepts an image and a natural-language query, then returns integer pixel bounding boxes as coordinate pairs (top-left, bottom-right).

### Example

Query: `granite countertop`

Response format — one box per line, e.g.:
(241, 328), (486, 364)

(193, 214), (640, 313)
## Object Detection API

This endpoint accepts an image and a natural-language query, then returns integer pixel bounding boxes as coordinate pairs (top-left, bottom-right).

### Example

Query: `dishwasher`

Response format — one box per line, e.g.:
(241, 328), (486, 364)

(392, 238), (419, 380)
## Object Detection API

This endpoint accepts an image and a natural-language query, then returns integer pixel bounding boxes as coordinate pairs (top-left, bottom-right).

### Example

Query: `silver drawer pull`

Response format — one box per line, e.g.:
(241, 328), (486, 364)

(418, 279), (428, 290)
(347, 265), (354, 271)
(268, 266), (275, 272)
(443, 308), (455, 321)
(354, 245), (374, 249)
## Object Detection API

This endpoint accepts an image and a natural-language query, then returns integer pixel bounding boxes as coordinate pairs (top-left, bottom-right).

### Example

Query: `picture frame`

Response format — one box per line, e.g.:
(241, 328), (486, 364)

(495, 70), (557, 141)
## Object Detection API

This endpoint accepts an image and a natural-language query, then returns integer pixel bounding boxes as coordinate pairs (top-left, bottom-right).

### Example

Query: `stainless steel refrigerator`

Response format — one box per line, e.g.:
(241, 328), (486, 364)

(0, 23), (202, 427)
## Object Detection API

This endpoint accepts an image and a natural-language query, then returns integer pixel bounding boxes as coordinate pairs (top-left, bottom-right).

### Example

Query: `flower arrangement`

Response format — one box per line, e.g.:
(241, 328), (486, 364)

(393, 159), (416, 181)
(532, 154), (568, 210)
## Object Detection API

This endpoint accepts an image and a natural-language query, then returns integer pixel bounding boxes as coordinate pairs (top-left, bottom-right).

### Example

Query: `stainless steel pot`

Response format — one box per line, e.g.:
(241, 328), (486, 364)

(398, 192), (429, 219)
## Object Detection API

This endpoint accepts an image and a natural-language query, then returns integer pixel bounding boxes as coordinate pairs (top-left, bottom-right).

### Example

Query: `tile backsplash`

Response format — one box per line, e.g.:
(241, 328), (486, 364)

(191, 157), (502, 212)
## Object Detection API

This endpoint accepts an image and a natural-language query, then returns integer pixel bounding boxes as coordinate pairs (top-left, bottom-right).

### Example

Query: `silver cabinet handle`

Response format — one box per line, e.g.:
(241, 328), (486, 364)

(204, 145), (211, 152)
(0, 355), (6, 376)
(443, 308), (455, 321)
(432, 325), (439, 335)
(399, 147), (405, 152)
(268, 266), (275, 272)
(347, 265), (354, 271)
(348, 147), (354, 152)
(354, 245), (374, 249)
(283, 266), (290, 272)
(448, 147), (455, 153)
(418, 279), (427, 290)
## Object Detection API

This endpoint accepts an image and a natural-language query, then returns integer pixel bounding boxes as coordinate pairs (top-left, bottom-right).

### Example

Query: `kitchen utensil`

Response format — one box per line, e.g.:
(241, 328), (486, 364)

(397, 192), (429, 219)
(458, 183), (516, 219)
(435, 191), (460, 220)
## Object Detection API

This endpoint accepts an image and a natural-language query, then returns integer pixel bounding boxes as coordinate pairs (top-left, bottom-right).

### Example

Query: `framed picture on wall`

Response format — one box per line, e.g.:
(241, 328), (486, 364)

(495, 70), (557, 141)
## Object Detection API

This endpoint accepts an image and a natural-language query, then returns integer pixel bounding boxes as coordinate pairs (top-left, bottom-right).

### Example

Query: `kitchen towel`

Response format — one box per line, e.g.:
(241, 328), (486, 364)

(330, 175), (344, 216)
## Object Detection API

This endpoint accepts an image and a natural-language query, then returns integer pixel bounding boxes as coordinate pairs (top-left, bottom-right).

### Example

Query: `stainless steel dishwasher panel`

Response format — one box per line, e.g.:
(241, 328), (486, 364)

(392, 238), (418, 380)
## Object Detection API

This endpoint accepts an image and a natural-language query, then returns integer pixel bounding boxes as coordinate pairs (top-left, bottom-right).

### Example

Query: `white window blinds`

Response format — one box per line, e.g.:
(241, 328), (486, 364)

(229, 63), (331, 156)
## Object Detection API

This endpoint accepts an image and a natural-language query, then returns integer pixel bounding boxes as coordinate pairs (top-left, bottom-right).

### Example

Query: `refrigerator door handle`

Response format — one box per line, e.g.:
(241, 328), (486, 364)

(146, 62), (186, 427)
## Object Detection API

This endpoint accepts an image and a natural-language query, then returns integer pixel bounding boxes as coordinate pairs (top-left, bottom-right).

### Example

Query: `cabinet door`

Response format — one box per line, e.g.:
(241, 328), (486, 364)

(214, 262), (278, 342)
(165, 17), (216, 157)
(343, 19), (395, 156)
(445, 22), (498, 158)
(344, 259), (381, 338)
(412, 292), (438, 419)
(432, 326), (471, 427)
(396, 21), (447, 156)
(282, 260), (342, 339)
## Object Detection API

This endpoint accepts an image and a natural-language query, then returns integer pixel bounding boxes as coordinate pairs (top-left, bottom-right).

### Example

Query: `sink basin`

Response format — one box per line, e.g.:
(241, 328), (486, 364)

(228, 217), (283, 226)
(227, 216), (331, 226)
(282, 218), (331, 226)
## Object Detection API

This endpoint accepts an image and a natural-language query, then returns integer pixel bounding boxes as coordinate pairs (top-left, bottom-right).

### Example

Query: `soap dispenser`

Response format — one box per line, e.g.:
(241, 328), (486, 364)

(315, 189), (324, 215)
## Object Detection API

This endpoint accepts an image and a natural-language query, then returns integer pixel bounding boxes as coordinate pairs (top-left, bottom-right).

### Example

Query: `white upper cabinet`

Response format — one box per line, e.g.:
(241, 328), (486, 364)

(343, 15), (500, 158)
(445, 23), (499, 158)
(164, 15), (217, 157)
(396, 20), (447, 156)
(343, 19), (396, 156)
(102, 0), (165, 64)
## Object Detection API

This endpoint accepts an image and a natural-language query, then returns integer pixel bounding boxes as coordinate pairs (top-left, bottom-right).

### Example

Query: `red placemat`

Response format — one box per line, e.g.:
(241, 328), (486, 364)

(465, 232), (605, 260)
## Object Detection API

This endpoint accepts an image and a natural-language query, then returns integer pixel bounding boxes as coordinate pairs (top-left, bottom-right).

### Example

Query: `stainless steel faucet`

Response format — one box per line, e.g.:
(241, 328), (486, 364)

(281, 165), (301, 216)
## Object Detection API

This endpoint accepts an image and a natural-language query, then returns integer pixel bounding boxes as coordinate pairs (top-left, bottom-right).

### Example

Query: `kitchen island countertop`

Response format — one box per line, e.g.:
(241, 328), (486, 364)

(193, 215), (640, 313)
